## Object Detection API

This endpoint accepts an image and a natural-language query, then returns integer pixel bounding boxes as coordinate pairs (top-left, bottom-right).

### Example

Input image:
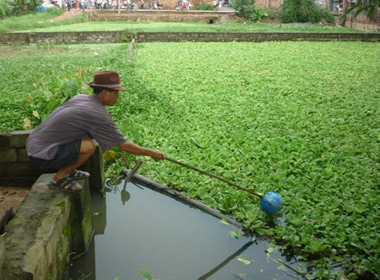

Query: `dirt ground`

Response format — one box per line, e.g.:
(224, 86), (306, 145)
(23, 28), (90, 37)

(0, 186), (30, 213)
(52, 10), (83, 21)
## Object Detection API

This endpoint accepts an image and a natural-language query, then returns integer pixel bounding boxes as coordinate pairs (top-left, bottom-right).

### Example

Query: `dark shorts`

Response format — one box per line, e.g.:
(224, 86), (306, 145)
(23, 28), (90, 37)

(29, 139), (82, 170)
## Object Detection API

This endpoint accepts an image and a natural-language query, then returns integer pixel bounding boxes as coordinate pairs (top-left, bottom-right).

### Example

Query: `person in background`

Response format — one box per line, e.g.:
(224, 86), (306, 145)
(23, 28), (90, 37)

(27, 71), (164, 193)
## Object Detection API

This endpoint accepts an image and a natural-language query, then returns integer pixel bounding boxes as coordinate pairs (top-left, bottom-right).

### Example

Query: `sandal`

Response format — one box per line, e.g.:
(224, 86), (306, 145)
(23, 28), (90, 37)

(48, 177), (83, 193)
(69, 169), (90, 180)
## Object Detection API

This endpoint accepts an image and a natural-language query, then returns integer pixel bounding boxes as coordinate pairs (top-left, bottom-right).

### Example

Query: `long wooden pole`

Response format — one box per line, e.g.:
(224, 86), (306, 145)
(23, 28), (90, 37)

(165, 157), (263, 199)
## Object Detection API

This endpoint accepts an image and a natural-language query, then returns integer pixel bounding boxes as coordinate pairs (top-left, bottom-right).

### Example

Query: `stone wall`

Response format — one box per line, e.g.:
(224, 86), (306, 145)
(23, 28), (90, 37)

(90, 10), (235, 23)
(1, 31), (379, 46)
(0, 31), (135, 46)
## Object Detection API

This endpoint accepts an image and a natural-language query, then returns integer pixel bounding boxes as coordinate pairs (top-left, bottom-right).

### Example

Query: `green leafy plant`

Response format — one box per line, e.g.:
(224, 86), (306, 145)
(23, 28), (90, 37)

(232, 0), (257, 20)
(345, 0), (380, 18)
(195, 3), (214, 10)
(27, 68), (92, 125)
(0, 0), (12, 18)
(231, 0), (271, 21)
(10, 0), (43, 14)
(250, 7), (269, 22)
(121, 33), (132, 43)
(139, 268), (161, 280)
(1, 41), (380, 278)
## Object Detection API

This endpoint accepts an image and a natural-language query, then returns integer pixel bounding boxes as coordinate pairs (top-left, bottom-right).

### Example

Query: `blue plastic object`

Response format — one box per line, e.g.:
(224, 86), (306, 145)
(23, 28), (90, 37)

(259, 191), (283, 214)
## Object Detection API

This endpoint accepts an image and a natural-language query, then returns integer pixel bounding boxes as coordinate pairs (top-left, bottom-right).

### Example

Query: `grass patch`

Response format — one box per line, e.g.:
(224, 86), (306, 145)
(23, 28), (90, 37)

(1, 41), (379, 278)
(0, 7), (87, 33)
(18, 20), (370, 33)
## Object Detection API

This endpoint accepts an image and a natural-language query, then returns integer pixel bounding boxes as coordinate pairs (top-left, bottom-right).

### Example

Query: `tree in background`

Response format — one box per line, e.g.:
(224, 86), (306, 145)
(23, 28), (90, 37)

(232, 0), (270, 22)
(232, 0), (257, 19)
(0, 0), (43, 17)
(281, 0), (335, 23)
(345, 0), (380, 17)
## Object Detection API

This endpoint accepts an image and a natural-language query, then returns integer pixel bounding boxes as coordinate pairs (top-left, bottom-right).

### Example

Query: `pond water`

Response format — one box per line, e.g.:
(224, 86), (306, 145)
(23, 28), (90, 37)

(68, 179), (310, 280)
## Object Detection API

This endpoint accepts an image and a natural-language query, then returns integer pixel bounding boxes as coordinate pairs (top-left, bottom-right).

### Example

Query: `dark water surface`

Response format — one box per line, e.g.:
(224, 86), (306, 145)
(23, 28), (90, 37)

(68, 180), (309, 280)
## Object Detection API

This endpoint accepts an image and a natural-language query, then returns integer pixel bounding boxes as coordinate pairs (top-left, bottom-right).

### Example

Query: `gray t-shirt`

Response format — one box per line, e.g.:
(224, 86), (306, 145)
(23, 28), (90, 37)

(27, 94), (126, 160)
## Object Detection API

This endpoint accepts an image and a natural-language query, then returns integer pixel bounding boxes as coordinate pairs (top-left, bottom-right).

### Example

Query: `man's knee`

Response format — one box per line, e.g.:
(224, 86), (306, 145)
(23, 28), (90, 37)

(81, 139), (96, 155)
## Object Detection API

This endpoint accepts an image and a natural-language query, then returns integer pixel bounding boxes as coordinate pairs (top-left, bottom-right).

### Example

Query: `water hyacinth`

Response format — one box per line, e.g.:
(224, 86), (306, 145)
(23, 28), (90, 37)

(0, 41), (379, 278)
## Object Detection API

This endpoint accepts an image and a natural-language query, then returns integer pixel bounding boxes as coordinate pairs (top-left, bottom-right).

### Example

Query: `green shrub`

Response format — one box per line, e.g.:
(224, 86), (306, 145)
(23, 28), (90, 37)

(232, 0), (256, 19)
(232, 0), (271, 22)
(11, 0), (44, 14)
(320, 8), (335, 23)
(0, 0), (12, 18)
(281, 0), (335, 23)
(195, 3), (213, 10)
(250, 7), (268, 22)
(44, 6), (65, 17)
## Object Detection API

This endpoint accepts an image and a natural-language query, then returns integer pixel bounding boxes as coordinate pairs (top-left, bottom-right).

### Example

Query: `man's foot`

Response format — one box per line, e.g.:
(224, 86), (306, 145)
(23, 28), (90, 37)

(48, 177), (83, 193)
(69, 169), (90, 180)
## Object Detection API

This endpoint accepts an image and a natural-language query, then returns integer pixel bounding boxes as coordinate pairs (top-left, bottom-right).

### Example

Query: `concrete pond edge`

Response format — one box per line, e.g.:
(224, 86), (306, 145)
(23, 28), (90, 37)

(0, 174), (94, 280)
(121, 168), (243, 229)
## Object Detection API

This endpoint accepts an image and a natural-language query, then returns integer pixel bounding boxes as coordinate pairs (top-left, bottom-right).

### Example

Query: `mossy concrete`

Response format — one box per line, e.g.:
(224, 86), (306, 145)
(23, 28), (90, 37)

(2, 174), (93, 280)
(82, 144), (105, 193)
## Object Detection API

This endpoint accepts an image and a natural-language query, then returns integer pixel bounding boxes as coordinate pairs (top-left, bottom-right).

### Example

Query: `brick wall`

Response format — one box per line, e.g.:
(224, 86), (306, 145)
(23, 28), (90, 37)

(0, 130), (42, 186)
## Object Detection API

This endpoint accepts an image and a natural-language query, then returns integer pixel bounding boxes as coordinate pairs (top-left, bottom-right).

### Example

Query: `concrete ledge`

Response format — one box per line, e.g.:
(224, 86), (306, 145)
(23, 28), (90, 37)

(2, 174), (93, 280)
(1, 31), (380, 46)
(136, 31), (380, 42)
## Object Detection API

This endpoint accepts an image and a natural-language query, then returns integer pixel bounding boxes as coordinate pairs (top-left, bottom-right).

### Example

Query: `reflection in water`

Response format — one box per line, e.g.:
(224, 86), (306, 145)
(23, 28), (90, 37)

(197, 241), (254, 280)
(121, 181), (131, 206)
(69, 178), (310, 280)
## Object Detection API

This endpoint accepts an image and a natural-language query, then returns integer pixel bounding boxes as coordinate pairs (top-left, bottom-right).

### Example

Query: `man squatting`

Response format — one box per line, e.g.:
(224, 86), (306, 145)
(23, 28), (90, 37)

(27, 71), (164, 192)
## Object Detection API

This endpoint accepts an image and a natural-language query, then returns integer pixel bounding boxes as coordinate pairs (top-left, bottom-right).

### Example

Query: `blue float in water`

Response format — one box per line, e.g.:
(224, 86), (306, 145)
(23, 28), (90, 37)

(259, 191), (283, 214)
